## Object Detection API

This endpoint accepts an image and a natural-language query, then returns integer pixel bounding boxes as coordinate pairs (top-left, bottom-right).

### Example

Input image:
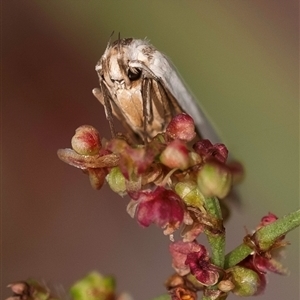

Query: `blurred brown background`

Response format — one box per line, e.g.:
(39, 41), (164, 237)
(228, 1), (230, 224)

(2, 1), (299, 299)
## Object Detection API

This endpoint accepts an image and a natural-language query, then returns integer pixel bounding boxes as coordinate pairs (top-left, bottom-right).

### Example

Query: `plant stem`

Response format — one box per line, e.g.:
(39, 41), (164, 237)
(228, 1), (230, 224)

(224, 243), (253, 269)
(205, 197), (225, 268)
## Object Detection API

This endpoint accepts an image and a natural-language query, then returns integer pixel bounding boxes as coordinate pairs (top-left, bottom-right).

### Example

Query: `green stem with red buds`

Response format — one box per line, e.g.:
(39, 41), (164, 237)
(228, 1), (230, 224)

(201, 207), (300, 300)
(224, 209), (300, 269)
(255, 209), (300, 250)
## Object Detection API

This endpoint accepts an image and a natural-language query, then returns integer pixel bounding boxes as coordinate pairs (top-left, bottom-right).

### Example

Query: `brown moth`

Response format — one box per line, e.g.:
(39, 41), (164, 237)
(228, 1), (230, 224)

(93, 38), (219, 143)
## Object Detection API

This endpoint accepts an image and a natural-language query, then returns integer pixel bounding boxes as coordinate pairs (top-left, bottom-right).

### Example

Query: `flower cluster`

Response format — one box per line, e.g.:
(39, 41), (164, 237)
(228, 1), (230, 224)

(58, 114), (241, 236)
(56, 114), (293, 299)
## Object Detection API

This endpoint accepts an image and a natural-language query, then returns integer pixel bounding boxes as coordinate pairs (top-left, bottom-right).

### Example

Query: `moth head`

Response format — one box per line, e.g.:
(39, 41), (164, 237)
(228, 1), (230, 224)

(95, 38), (158, 91)
(127, 67), (142, 81)
(95, 38), (144, 89)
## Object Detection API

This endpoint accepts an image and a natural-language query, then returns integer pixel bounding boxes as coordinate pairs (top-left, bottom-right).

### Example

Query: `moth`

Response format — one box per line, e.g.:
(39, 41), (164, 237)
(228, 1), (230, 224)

(93, 38), (220, 143)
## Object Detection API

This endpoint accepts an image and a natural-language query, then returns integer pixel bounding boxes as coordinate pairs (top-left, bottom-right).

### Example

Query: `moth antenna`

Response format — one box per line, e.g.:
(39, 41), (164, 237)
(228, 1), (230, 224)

(105, 31), (115, 52)
(109, 30), (115, 39)
(109, 31), (115, 44)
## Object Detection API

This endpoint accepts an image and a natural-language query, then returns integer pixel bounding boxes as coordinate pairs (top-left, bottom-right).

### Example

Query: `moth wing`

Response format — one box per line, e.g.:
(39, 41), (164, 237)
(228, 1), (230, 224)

(92, 87), (140, 142)
(147, 52), (221, 143)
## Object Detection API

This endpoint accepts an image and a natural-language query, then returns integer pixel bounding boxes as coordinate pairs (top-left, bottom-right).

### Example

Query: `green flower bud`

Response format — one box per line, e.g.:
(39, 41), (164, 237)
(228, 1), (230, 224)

(197, 162), (232, 199)
(175, 181), (205, 209)
(106, 167), (126, 195)
(70, 271), (115, 300)
(230, 266), (262, 296)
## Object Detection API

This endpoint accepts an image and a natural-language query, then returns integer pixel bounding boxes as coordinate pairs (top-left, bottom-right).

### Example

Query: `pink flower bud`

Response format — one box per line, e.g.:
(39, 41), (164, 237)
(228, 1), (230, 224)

(259, 212), (278, 227)
(7, 282), (30, 296)
(160, 140), (189, 170)
(132, 187), (184, 234)
(71, 125), (101, 155)
(169, 241), (202, 276)
(166, 113), (196, 142)
(185, 244), (220, 286)
(87, 168), (106, 190)
(193, 140), (228, 163)
(107, 138), (154, 180)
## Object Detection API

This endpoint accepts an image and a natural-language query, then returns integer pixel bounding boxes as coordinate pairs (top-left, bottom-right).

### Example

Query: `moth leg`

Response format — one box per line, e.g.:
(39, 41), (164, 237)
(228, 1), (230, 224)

(98, 80), (116, 138)
(141, 78), (153, 142)
(157, 79), (183, 115)
(102, 57), (114, 88)
(129, 62), (183, 117)
(92, 88), (105, 106)
(153, 80), (173, 121)
(92, 87), (140, 143)
(157, 79), (203, 140)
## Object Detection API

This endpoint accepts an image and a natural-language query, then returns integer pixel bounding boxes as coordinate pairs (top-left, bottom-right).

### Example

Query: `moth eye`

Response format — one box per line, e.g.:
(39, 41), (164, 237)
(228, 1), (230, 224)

(127, 68), (142, 81)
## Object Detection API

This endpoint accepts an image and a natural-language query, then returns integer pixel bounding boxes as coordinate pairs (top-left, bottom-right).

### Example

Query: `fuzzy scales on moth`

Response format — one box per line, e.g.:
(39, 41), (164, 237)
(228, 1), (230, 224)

(93, 38), (220, 143)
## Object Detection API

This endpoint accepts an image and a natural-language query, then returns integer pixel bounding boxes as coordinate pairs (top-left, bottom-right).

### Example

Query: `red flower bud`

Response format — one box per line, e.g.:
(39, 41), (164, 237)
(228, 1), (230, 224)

(166, 113), (196, 142)
(71, 125), (101, 155)
(132, 187), (184, 234)
(193, 140), (228, 163)
(185, 245), (219, 286)
(169, 241), (202, 276)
